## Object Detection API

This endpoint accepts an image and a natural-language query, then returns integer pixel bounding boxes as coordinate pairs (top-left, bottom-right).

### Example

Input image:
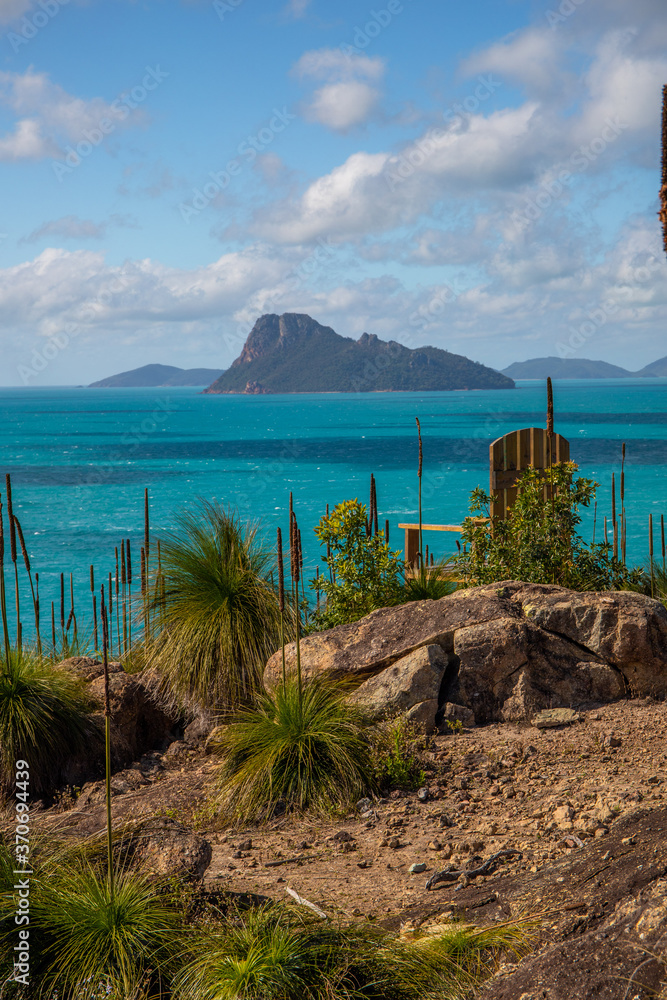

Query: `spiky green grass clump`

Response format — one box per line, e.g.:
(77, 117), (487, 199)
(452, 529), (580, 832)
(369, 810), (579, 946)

(173, 905), (315, 1000)
(34, 861), (179, 999)
(145, 502), (287, 713)
(0, 648), (99, 796)
(404, 557), (458, 602)
(211, 677), (373, 822)
(174, 905), (533, 1000)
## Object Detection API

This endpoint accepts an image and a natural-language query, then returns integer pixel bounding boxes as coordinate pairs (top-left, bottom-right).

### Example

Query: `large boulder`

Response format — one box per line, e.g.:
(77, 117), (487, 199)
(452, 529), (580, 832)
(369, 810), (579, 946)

(264, 583), (667, 723)
(132, 817), (212, 880)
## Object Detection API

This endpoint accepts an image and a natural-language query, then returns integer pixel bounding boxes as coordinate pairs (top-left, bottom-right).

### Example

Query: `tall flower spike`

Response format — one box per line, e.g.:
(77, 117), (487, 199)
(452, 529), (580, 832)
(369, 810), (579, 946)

(660, 85), (667, 256)
(277, 527), (285, 614)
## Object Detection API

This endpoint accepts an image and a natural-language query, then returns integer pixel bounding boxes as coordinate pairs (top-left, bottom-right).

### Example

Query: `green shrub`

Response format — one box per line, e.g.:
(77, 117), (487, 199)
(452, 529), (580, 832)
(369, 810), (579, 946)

(368, 714), (426, 792)
(309, 499), (405, 630)
(174, 904), (532, 1000)
(457, 462), (644, 591)
(173, 904), (316, 1000)
(0, 648), (99, 796)
(144, 501), (288, 713)
(33, 860), (179, 999)
(211, 677), (373, 822)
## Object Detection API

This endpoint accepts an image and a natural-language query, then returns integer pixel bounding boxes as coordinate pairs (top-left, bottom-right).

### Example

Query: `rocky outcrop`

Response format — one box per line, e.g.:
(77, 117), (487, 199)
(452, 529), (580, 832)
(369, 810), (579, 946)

(348, 644), (449, 720)
(264, 583), (667, 728)
(58, 658), (181, 787)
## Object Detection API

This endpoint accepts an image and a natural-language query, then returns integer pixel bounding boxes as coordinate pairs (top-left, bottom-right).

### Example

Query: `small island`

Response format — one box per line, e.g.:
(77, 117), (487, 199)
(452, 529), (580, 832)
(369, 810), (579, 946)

(203, 313), (515, 393)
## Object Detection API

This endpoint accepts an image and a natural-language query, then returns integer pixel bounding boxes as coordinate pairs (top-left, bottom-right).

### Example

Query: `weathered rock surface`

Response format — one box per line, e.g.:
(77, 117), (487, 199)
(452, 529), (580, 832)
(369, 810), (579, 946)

(133, 817), (212, 879)
(348, 645), (449, 723)
(58, 658), (181, 787)
(264, 582), (667, 722)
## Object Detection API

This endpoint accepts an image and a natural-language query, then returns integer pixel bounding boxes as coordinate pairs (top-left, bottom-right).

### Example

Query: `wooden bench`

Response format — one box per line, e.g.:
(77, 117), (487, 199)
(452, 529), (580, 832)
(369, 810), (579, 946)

(398, 522), (465, 568)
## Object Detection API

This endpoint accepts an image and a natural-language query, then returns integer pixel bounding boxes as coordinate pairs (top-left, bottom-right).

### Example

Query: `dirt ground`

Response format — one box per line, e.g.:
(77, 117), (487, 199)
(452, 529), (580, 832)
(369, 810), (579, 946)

(33, 696), (667, 998)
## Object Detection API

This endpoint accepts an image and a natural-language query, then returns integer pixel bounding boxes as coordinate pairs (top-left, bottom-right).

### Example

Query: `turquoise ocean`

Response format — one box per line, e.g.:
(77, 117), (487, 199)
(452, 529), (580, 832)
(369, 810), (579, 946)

(1, 379), (666, 633)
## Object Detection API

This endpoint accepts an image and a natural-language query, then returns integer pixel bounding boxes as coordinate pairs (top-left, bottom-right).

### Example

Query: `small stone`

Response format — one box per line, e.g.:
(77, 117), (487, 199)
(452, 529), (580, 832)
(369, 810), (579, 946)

(648, 776), (660, 785)
(621, 836), (636, 846)
(332, 830), (354, 843)
(604, 733), (622, 748)
(357, 860), (371, 869)
(388, 837), (401, 849)
(532, 708), (581, 729)
(428, 840), (442, 851)
(232, 850), (243, 859)
(409, 862), (427, 873)
(594, 827), (608, 838)
(356, 797), (373, 813)
(417, 787), (429, 802)
(237, 838), (252, 851)
(457, 777), (469, 791)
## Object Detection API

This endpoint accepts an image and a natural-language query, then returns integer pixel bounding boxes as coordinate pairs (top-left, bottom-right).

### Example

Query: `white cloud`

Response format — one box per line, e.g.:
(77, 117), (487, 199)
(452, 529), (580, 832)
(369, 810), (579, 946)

(0, 69), (148, 162)
(463, 28), (563, 94)
(253, 103), (542, 244)
(20, 215), (136, 243)
(0, 0), (31, 24)
(283, 0), (310, 18)
(306, 81), (382, 132)
(293, 47), (385, 133)
(0, 117), (53, 161)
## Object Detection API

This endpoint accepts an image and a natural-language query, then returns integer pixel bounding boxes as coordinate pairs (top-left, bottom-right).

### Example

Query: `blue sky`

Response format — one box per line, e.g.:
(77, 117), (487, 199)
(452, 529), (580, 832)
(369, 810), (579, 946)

(0, 0), (665, 384)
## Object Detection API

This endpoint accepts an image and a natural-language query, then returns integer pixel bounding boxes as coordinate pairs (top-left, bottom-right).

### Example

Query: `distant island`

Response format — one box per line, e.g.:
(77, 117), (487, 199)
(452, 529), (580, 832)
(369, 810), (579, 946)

(89, 364), (224, 387)
(203, 313), (514, 393)
(501, 356), (667, 379)
(88, 334), (667, 390)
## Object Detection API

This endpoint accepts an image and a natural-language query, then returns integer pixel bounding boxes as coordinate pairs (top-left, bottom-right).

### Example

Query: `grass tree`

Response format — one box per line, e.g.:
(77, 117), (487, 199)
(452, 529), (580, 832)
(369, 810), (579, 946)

(212, 676), (373, 823)
(145, 501), (287, 713)
(0, 648), (99, 797)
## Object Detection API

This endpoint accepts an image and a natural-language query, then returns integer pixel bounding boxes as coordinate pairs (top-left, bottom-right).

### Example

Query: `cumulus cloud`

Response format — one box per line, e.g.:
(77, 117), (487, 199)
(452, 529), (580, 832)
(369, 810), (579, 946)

(0, 0), (31, 24)
(293, 47), (385, 132)
(0, 69), (149, 163)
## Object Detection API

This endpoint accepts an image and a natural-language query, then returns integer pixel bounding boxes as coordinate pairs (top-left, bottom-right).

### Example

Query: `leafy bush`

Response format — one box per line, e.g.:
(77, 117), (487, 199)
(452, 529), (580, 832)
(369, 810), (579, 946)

(368, 714), (426, 792)
(145, 501), (288, 713)
(211, 677), (373, 822)
(0, 648), (99, 796)
(457, 462), (644, 591)
(309, 499), (406, 630)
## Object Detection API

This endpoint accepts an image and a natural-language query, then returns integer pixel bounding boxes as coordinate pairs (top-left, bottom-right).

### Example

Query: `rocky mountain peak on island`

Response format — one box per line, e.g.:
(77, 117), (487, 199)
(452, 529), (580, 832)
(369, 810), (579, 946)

(206, 313), (514, 394)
